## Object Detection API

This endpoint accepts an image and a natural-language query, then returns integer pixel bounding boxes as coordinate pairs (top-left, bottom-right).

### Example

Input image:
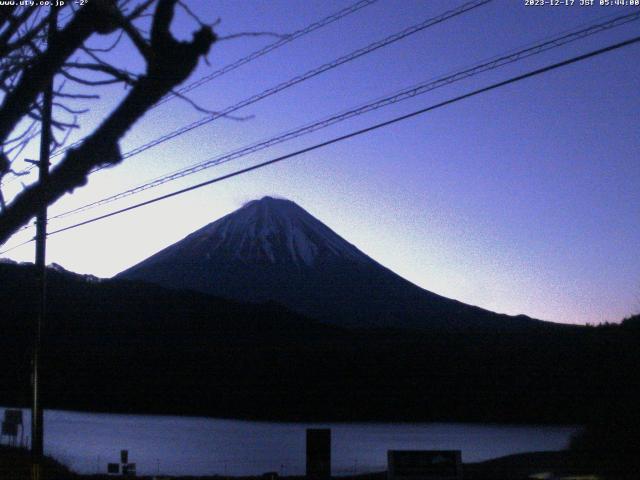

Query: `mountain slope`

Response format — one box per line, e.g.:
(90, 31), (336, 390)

(118, 196), (545, 331)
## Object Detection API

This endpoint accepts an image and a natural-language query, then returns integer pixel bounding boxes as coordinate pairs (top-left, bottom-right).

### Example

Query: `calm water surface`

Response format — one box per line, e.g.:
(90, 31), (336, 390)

(0, 407), (578, 476)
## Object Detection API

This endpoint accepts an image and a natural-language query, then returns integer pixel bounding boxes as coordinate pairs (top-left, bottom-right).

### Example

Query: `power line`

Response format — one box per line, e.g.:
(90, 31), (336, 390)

(49, 9), (640, 221)
(42, 35), (640, 240)
(1, 0), (491, 234)
(21, 0), (488, 193)
(156, 0), (379, 107)
(90, 0), (493, 163)
(48, 0), (380, 160)
(0, 235), (36, 255)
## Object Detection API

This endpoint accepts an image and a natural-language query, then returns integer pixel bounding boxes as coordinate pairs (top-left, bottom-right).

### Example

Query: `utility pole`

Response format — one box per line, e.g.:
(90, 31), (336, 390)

(31, 7), (57, 480)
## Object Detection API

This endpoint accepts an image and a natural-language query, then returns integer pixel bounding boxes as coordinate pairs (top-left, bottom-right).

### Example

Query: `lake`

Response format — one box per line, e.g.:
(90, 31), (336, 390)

(0, 407), (578, 476)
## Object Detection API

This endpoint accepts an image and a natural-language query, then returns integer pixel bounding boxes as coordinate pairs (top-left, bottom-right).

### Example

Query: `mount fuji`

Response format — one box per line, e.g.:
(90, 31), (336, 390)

(117, 196), (543, 330)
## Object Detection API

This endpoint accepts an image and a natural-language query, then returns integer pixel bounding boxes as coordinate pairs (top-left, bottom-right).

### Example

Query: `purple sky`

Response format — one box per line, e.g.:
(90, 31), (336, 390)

(3, 0), (640, 325)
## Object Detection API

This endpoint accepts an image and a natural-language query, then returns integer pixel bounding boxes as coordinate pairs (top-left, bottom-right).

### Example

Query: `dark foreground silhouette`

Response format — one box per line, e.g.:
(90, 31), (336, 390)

(2, 445), (639, 479)
(1, 262), (639, 426)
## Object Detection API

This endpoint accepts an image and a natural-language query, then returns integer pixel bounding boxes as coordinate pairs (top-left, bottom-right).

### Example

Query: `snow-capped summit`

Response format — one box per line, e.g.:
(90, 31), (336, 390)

(118, 196), (541, 330)
(184, 196), (368, 267)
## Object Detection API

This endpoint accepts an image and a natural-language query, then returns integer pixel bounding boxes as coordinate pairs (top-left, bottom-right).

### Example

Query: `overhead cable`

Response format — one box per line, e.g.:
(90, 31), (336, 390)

(50, 9), (640, 221)
(40, 35), (640, 240)
(48, 0), (380, 159)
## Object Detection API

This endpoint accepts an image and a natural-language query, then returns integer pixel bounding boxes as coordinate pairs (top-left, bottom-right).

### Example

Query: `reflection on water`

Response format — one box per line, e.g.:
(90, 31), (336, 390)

(0, 407), (577, 476)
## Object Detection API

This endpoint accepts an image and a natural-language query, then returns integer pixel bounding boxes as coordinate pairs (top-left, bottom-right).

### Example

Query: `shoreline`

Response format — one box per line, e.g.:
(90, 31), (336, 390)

(2, 446), (618, 480)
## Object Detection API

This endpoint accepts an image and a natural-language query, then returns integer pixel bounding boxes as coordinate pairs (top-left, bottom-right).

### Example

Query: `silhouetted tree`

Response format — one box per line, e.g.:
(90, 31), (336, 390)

(568, 314), (640, 478)
(569, 402), (640, 478)
(0, 0), (217, 245)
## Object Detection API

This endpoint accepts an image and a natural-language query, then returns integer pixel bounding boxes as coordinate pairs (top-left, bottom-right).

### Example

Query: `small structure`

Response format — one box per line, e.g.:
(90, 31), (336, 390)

(1, 409), (24, 447)
(106, 449), (136, 476)
(306, 428), (331, 480)
(122, 463), (137, 476)
(388, 450), (462, 480)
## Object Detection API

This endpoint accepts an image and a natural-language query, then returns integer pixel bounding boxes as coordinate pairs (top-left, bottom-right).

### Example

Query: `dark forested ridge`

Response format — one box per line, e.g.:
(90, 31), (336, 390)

(1, 261), (638, 425)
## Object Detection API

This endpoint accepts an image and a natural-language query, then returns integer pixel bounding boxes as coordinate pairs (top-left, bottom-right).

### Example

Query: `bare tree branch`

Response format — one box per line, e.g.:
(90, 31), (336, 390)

(169, 88), (253, 119)
(0, 2), (120, 144)
(0, 6), (38, 56)
(64, 61), (138, 85)
(0, 0), (217, 245)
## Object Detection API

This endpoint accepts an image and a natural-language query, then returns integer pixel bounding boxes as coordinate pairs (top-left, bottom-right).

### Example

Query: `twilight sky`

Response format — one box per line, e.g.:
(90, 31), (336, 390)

(2, 0), (639, 325)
